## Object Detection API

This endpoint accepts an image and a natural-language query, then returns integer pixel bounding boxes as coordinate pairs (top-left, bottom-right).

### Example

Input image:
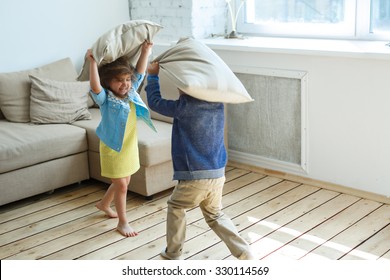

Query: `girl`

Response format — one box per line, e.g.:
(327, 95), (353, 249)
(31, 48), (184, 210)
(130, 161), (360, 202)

(87, 41), (155, 237)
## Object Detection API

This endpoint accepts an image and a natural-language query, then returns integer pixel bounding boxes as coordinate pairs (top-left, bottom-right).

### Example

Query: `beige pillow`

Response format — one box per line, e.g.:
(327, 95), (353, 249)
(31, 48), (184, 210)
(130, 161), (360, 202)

(0, 58), (78, 122)
(78, 20), (163, 81)
(29, 75), (91, 124)
(154, 37), (253, 104)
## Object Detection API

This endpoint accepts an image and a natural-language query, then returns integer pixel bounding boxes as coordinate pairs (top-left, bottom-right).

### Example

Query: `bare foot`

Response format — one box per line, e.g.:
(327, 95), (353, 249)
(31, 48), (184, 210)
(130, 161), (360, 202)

(95, 201), (118, 218)
(117, 223), (138, 237)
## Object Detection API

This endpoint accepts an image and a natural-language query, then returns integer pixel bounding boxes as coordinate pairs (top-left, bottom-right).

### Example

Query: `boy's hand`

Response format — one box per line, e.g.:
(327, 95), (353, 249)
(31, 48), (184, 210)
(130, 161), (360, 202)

(147, 61), (159, 75)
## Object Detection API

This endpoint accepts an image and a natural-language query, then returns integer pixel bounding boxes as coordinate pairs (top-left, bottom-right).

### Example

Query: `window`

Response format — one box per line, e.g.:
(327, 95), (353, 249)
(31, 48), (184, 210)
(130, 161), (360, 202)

(236, 0), (390, 40)
(370, 0), (390, 34)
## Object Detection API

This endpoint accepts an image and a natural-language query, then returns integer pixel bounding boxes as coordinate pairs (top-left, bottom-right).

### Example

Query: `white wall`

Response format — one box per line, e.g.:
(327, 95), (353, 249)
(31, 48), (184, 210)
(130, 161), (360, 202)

(203, 40), (390, 198)
(129, 0), (226, 42)
(153, 37), (390, 198)
(1, 0), (388, 198)
(0, 0), (130, 73)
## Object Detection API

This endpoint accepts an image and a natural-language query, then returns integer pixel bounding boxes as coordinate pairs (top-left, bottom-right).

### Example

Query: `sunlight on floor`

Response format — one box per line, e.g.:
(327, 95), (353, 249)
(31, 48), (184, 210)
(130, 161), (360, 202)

(246, 216), (381, 260)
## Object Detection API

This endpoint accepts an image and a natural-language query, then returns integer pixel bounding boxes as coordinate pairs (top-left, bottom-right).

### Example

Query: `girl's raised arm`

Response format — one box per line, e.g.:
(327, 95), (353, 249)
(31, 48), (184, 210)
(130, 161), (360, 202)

(87, 50), (102, 94)
(136, 41), (153, 74)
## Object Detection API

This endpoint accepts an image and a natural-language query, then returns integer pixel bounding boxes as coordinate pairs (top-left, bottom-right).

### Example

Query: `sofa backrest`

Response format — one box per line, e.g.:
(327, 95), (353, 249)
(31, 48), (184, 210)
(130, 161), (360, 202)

(0, 58), (78, 123)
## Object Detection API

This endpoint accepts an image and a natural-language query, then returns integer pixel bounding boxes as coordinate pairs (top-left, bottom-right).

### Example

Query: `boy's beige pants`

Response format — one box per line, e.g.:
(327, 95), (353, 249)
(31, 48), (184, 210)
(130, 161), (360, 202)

(165, 176), (252, 259)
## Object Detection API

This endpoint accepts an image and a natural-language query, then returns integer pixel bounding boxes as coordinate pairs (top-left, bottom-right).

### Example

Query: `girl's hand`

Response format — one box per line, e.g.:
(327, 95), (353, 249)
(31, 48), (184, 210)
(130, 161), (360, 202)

(142, 40), (153, 55)
(86, 49), (96, 63)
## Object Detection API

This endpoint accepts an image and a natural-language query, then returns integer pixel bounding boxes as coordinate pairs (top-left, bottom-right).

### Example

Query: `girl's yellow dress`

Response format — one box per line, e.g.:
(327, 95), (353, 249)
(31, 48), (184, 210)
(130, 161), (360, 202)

(99, 102), (140, 178)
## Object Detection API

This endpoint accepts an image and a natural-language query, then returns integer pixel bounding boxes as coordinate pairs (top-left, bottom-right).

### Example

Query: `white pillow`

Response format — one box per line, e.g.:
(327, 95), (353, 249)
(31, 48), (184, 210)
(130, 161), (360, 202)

(78, 20), (163, 81)
(29, 75), (91, 124)
(153, 37), (253, 104)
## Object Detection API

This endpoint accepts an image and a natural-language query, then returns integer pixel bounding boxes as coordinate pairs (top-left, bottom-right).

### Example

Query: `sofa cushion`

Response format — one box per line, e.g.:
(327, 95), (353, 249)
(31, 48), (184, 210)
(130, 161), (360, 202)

(0, 120), (87, 173)
(0, 58), (78, 123)
(136, 120), (172, 167)
(154, 37), (254, 104)
(78, 20), (163, 81)
(72, 108), (101, 153)
(29, 75), (91, 124)
(73, 108), (172, 167)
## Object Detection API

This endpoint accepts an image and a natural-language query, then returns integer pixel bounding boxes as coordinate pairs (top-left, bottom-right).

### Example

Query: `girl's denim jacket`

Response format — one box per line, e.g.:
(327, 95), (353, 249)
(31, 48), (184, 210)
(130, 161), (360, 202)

(90, 72), (156, 152)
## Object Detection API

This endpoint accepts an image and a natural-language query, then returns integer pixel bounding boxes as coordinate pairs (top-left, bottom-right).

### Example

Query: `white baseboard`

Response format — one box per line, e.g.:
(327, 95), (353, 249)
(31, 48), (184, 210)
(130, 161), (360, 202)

(228, 149), (308, 176)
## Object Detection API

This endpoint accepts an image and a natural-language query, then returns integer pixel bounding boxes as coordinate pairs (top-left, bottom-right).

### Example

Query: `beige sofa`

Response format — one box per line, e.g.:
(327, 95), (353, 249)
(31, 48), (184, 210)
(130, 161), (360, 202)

(0, 57), (176, 206)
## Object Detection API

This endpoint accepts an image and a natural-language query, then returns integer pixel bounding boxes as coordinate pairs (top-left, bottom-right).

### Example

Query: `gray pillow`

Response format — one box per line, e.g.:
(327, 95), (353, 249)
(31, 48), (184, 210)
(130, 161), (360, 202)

(0, 58), (78, 122)
(29, 75), (91, 124)
(154, 37), (254, 104)
(78, 20), (163, 81)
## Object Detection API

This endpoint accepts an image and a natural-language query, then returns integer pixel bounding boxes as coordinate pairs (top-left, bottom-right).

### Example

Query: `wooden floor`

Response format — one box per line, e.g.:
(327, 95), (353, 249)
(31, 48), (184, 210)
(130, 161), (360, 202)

(0, 165), (389, 260)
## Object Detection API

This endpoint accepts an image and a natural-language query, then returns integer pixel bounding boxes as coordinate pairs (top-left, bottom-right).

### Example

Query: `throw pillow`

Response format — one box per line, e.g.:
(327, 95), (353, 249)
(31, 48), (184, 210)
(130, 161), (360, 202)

(0, 58), (78, 122)
(87, 93), (96, 108)
(153, 37), (254, 104)
(77, 20), (163, 81)
(29, 75), (91, 124)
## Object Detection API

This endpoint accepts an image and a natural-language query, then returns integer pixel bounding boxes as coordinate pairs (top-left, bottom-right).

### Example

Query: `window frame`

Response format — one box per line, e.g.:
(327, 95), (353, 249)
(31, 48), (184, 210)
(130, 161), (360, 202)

(236, 0), (390, 41)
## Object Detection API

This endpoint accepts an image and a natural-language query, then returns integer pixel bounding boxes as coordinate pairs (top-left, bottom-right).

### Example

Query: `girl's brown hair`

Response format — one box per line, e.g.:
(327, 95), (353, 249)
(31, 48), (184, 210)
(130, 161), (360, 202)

(98, 55), (135, 89)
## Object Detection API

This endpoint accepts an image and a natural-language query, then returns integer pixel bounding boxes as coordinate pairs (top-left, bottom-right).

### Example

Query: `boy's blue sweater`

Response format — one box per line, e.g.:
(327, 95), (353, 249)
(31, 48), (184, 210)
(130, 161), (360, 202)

(145, 75), (227, 180)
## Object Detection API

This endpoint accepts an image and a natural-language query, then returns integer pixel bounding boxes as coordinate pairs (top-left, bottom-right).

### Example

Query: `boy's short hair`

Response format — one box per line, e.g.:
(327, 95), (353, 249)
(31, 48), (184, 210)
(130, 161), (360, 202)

(98, 55), (135, 89)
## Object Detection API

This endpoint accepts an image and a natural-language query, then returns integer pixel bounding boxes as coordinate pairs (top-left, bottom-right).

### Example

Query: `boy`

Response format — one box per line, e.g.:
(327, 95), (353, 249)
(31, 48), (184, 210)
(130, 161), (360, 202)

(145, 61), (256, 260)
